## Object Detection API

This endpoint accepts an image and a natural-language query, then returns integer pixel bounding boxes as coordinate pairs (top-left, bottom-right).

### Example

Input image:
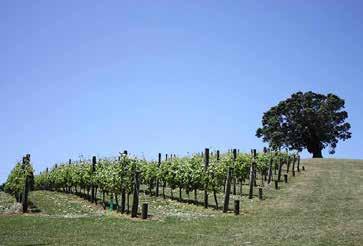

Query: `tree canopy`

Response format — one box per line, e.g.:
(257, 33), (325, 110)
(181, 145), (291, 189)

(256, 91), (351, 158)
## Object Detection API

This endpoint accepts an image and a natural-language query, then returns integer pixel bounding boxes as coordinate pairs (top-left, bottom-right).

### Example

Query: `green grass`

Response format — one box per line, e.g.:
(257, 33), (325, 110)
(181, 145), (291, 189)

(0, 159), (362, 245)
(28, 191), (105, 217)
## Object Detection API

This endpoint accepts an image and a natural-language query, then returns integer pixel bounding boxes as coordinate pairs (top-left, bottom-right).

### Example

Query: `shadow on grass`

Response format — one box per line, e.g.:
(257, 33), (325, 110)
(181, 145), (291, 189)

(28, 200), (42, 213)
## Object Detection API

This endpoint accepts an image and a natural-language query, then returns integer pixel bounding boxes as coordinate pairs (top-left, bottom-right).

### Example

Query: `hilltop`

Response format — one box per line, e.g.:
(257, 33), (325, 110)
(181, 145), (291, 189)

(0, 159), (362, 245)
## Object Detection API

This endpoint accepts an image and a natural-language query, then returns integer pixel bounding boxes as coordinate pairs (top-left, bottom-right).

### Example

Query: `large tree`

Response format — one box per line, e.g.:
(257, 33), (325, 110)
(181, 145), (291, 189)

(256, 91), (351, 158)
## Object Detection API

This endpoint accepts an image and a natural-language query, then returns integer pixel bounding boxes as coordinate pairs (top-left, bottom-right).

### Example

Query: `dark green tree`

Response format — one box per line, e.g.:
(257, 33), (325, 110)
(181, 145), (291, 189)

(256, 91), (351, 158)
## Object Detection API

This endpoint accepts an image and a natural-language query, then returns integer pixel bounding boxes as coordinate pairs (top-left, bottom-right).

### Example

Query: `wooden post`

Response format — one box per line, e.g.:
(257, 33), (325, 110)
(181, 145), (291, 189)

(232, 149), (237, 195)
(258, 188), (263, 200)
(22, 156), (30, 212)
(277, 157), (283, 182)
(239, 178), (243, 196)
(162, 154), (168, 199)
(194, 188), (198, 204)
(259, 170), (264, 187)
(284, 174), (288, 183)
(213, 185), (218, 209)
(120, 150), (127, 213)
(204, 148), (209, 208)
(249, 149), (256, 199)
(267, 157), (273, 184)
(156, 153), (161, 197)
(234, 200), (240, 215)
(274, 180), (279, 190)
(214, 149), (220, 209)
(297, 155), (301, 172)
(22, 175), (29, 213)
(179, 187), (182, 201)
(91, 156), (96, 203)
(22, 155), (31, 213)
(292, 155), (296, 176)
(273, 153), (277, 175)
(68, 159), (72, 193)
(292, 155), (297, 177)
(131, 171), (140, 218)
(223, 168), (233, 213)
(253, 151), (257, 187)
(142, 203), (148, 219)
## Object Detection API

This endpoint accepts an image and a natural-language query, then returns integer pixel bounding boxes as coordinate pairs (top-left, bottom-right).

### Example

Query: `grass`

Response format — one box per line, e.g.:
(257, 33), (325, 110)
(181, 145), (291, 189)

(29, 191), (105, 217)
(0, 159), (362, 245)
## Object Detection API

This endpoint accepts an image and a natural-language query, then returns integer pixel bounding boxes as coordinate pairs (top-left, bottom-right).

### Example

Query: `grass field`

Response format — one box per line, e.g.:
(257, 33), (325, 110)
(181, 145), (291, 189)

(0, 159), (362, 245)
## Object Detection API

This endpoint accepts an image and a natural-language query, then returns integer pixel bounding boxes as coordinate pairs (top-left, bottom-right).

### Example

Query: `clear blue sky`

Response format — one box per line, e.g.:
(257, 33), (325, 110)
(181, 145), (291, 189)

(1, 1), (363, 183)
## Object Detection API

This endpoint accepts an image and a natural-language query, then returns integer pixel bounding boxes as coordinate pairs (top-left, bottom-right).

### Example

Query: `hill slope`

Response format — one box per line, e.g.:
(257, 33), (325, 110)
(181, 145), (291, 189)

(0, 159), (362, 245)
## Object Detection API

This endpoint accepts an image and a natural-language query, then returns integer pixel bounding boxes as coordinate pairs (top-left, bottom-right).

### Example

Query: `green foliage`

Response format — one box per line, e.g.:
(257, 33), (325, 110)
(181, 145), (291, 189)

(4, 156), (34, 198)
(256, 91), (351, 157)
(141, 160), (158, 190)
(34, 151), (294, 197)
(35, 155), (142, 195)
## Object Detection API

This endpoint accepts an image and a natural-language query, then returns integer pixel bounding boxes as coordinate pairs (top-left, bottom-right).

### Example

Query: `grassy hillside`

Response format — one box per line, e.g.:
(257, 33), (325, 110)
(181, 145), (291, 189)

(29, 191), (105, 217)
(0, 159), (362, 245)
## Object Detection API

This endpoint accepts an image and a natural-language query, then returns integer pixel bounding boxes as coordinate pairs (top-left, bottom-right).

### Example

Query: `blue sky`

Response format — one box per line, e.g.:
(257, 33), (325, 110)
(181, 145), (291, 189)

(1, 1), (362, 182)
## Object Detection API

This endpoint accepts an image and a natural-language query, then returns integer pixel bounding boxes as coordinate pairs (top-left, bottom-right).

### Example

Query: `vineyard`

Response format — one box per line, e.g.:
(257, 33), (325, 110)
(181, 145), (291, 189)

(2, 153), (362, 246)
(3, 148), (303, 218)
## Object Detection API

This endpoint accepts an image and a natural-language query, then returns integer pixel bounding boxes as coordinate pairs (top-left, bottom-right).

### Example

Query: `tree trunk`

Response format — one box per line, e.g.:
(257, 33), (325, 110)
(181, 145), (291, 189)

(308, 141), (323, 158)
(313, 148), (323, 158)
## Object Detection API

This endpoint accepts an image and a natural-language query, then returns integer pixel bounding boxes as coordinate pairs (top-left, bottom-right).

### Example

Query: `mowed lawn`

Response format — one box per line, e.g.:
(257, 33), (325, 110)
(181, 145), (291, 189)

(0, 159), (362, 245)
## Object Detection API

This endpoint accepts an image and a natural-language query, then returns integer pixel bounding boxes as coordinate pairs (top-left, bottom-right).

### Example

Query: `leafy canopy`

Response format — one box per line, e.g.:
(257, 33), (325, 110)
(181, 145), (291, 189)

(256, 91), (351, 157)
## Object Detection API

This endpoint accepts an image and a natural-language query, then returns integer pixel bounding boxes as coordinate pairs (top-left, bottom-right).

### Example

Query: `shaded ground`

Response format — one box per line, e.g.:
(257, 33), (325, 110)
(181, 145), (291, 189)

(0, 159), (362, 245)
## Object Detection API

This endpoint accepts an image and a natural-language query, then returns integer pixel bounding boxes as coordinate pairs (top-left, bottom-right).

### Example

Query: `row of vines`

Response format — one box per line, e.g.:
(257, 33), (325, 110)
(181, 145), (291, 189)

(32, 149), (297, 212)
